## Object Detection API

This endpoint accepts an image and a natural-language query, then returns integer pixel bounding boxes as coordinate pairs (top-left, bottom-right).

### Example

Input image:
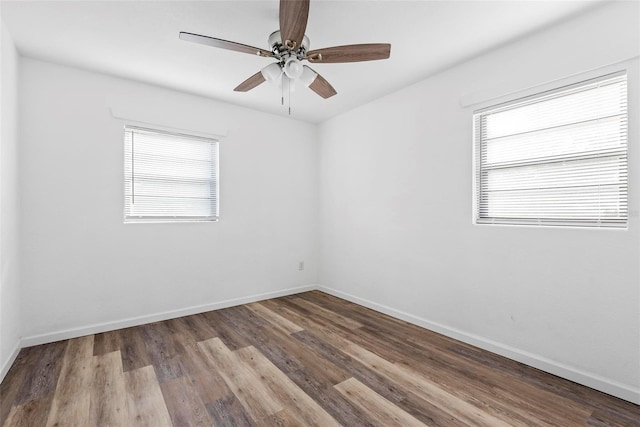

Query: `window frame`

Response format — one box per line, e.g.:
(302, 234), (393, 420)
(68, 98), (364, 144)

(123, 124), (220, 224)
(472, 70), (629, 229)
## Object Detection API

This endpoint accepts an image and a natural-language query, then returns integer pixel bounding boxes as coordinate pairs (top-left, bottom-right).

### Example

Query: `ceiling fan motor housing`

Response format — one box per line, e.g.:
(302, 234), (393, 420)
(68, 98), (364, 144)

(268, 30), (310, 57)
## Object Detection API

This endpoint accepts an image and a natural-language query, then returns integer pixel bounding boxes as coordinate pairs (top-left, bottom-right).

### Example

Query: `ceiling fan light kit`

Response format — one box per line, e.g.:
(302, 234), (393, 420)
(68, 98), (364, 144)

(179, 0), (391, 107)
(284, 57), (304, 79)
(261, 62), (284, 84)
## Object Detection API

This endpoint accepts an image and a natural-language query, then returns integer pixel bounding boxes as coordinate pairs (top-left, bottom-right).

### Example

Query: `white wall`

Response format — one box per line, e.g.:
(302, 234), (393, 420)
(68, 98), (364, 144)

(319, 1), (640, 403)
(18, 58), (319, 341)
(0, 19), (21, 377)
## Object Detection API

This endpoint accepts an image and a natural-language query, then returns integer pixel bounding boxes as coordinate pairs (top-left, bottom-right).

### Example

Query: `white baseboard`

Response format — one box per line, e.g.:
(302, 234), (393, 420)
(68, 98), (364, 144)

(0, 339), (22, 383)
(20, 284), (317, 349)
(318, 286), (640, 405)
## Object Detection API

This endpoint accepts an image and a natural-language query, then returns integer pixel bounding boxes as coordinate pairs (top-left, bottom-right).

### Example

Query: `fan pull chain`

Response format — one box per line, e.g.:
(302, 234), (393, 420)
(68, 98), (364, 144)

(288, 77), (291, 116)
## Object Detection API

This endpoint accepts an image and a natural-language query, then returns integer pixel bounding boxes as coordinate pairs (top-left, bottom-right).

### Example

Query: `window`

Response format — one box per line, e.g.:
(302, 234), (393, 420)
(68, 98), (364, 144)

(124, 126), (218, 222)
(474, 72), (628, 228)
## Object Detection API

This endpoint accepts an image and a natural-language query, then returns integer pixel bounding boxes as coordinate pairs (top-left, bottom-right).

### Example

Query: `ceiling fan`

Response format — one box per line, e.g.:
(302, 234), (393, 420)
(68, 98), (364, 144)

(179, 0), (391, 99)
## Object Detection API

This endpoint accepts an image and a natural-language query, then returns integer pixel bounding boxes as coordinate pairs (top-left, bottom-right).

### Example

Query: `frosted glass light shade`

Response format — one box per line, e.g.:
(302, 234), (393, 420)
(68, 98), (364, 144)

(284, 57), (303, 79)
(261, 62), (283, 84)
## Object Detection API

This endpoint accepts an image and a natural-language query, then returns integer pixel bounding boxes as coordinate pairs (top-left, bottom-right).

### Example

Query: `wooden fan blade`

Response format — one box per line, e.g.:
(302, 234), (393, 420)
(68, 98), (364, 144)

(279, 0), (310, 51)
(307, 44), (391, 63)
(179, 32), (273, 57)
(234, 72), (266, 92)
(309, 73), (337, 99)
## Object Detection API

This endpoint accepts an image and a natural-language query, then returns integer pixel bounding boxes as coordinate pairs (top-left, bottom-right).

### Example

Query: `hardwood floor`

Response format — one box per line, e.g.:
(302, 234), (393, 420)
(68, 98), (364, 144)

(1, 291), (638, 426)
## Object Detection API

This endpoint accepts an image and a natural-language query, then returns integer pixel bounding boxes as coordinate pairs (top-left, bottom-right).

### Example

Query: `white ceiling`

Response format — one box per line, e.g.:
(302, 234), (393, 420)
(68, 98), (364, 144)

(1, 0), (602, 123)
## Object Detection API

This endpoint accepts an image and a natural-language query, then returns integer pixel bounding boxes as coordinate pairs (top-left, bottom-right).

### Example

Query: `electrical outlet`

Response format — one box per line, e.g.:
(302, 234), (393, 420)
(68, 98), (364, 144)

(298, 261), (304, 271)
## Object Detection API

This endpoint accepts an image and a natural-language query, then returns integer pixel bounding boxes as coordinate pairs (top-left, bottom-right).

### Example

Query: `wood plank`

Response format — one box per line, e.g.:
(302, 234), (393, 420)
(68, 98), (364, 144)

(315, 327), (517, 427)
(205, 395), (255, 427)
(12, 342), (67, 406)
(235, 345), (340, 427)
(263, 293), (557, 425)
(586, 407), (640, 427)
(282, 368), (381, 427)
(165, 317), (198, 348)
(160, 376), (211, 426)
(45, 336), (94, 427)
(177, 340), (233, 405)
(137, 321), (186, 383)
(299, 291), (458, 349)
(89, 351), (129, 427)
(201, 310), (251, 351)
(449, 343), (637, 418)
(1, 396), (52, 427)
(430, 342), (597, 424)
(118, 326), (151, 372)
(1, 346), (41, 425)
(351, 325), (566, 425)
(260, 298), (316, 328)
(293, 307), (579, 426)
(93, 330), (121, 356)
(219, 305), (269, 327)
(287, 295), (364, 330)
(189, 313), (220, 341)
(259, 408), (302, 426)
(246, 302), (304, 335)
(257, 325), (350, 384)
(198, 338), (283, 421)
(291, 330), (406, 403)
(123, 365), (172, 427)
(335, 377), (426, 427)
(212, 307), (308, 374)
(292, 329), (464, 426)
(276, 297), (358, 333)
(169, 314), (218, 344)
(215, 307), (365, 424)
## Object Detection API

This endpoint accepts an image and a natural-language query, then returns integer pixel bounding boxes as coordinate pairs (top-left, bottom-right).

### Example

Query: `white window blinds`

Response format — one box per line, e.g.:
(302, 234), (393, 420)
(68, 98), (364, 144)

(474, 72), (628, 228)
(124, 126), (218, 222)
